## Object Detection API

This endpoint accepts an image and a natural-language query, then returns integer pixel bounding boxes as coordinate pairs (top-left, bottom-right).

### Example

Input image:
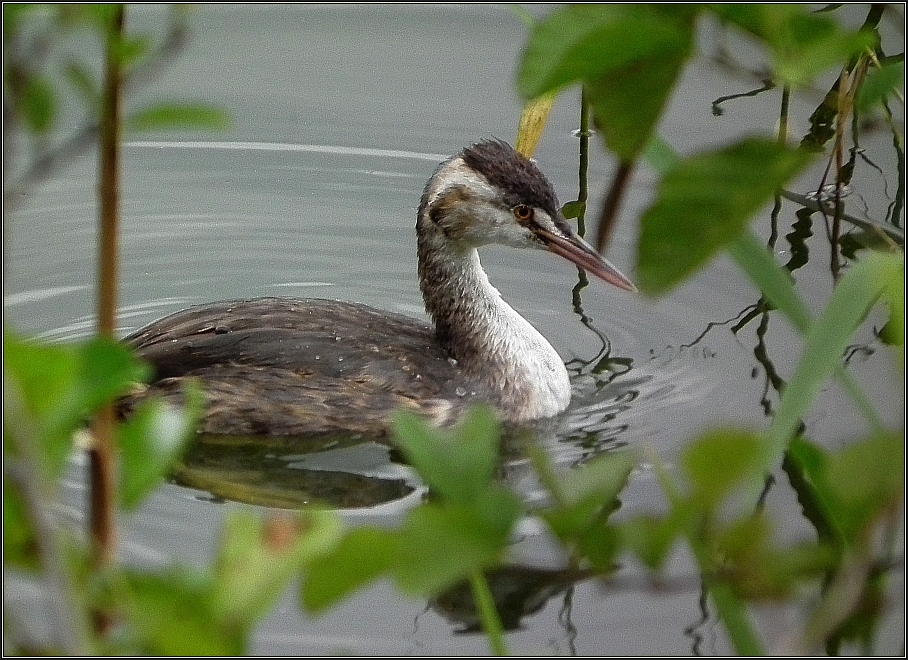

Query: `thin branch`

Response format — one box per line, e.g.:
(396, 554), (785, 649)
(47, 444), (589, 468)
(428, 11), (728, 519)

(4, 7), (190, 208)
(89, 3), (124, 573)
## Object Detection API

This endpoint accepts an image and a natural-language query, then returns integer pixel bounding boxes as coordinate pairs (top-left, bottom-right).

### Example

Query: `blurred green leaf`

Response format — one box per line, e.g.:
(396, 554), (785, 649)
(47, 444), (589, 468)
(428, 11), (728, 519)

(856, 61), (904, 111)
(517, 5), (696, 99)
(558, 451), (637, 506)
(518, 5), (696, 160)
(211, 509), (343, 624)
(541, 450), (636, 539)
(637, 138), (813, 295)
(789, 434), (896, 548)
(20, 75), (56, 134)
(825, 433), (904, 541)
(508, 3), (536, 29)
(390, 406), (500, 506)
(392, 490), (521, 597)
(301, 526), (398, 613)
(4, 330), (148, 480)
(643, 134), (683, 176)
(127, 103), (231, 131)
(681, 429), (768, 508)
(3, 479), (39, 571)
(112, 34), (148, 67)
(618, 514), (684, 570)
(63, 59), (100, 108)
(117, 383), (201, 509)
(712, 516), (836, 600)
(767, 251), (904, 454)
(786, 436), (843, 546)
(709, 582), (764, 655)
(727, 230), (813, 333)
(587, 51), (690, 160)
(121, 568), (240, 655)
(66, 4), (119, 30)
(878, 249), (904, 351)
(574, 523), (621, 574)
(3, 3), (40, 40)
(710, 5), (877, 87)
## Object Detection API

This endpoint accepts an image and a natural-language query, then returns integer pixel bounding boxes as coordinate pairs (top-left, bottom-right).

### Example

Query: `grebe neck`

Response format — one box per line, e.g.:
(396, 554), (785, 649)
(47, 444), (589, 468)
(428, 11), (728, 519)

(417, 233), (571, 421)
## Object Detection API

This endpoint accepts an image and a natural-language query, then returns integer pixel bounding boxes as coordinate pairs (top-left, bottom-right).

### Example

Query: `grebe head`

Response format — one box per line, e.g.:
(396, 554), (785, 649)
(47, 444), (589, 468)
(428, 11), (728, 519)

(417, 139), (637, 292)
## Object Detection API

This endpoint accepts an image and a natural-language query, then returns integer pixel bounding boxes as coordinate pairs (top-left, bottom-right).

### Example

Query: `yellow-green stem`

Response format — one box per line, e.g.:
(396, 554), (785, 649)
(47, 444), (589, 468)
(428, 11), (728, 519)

(470, 570), (510, 656)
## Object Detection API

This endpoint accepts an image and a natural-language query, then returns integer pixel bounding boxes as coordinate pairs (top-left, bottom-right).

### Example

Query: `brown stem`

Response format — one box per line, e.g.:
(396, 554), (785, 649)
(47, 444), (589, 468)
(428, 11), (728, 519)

(90, 4), (124, 571)
(595, 159), (635, 253)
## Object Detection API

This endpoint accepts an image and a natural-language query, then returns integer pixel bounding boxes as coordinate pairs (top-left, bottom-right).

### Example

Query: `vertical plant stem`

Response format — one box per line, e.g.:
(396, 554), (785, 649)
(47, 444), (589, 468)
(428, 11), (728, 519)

(90, 4), (124, 570)
(829, 68), (849, 280)
(576, 88), (590, 237)
(469, 570), (509, 656)
(595, 158), (635, 253)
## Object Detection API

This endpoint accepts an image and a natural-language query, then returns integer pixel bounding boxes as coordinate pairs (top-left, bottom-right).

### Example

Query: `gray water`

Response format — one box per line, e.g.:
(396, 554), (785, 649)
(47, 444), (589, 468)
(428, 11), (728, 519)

(4, 5), (904, 655)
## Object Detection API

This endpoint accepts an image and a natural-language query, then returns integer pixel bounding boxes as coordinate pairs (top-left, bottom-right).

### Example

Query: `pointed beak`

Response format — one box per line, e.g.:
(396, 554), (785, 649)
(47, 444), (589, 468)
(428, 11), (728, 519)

(536, 225), (637, 292)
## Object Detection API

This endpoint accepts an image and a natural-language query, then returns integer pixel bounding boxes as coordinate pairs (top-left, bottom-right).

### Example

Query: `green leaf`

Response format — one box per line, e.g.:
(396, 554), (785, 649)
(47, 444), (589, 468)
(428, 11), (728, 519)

(392, 491), (520, 597)
(574, 523), (621, 574)
(766, 251), (904, 455)
(681, 429), (768, 508)
(542, 450), (636, 539)
(643, 134), (683, 176)
(709, 582), (765, 655)
(587, 50), (690, 160)
(727, 230), (813, 333)
(785, 436), (844, 545)
(77, 338), (151, 412)
(4, 3), (40, 40)
(517, 5), (695, 99)
(121, 568), (241, 656)
(390, 405), (500, 506)
(127, 103), (231, 131)
(112, 34), (148, 67)
(559, 451), (637, 508)
(301, 527), (398, 613)
(856, 61), (904, 111)
(76, 4), (121, 30)
(117, 383), (201, 509)
(618, 514), (684, 570)
(878, 248), (904, 350)
(825, 433), (904, 541)
(19, 75), (56, 134)
(711, 5), (876, 87)
(637, 138), (814, 295)
(3, 479), (39, 571)
(63, 59), (100, 108)
(561, 200), (586, 220)
(518, 5), (696, 160)
(788, 433), (904, 549)
(210, 509), (343, 624)
(4, 330), (148, 480)
(711, 516), (837, 600)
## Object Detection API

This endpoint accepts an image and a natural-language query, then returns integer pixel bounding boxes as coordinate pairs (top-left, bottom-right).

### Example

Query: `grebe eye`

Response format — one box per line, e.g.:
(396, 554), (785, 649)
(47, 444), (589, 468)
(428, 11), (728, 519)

(512, 204), (532, 221)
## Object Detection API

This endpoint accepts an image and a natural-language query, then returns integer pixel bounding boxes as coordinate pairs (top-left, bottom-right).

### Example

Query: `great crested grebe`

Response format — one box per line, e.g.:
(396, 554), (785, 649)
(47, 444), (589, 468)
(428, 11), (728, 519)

(119, 140), (636, 438)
